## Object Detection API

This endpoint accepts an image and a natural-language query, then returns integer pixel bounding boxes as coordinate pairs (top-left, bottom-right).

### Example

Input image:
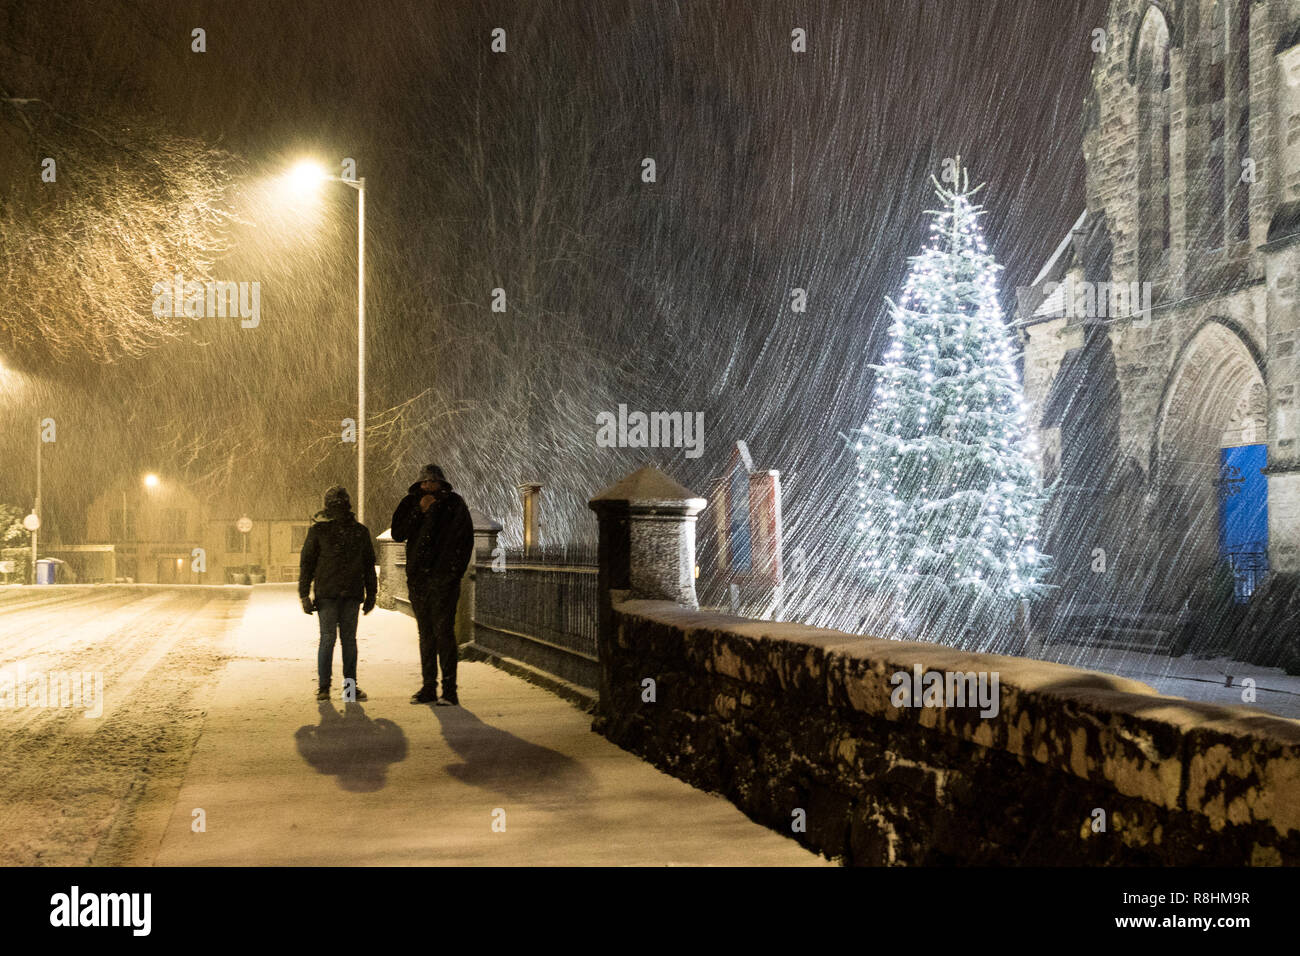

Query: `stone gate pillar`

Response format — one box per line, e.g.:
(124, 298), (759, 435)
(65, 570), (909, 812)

(456, 511), (503, 646)
(588, 466), (707, 713)
(471, 511), (503, 563)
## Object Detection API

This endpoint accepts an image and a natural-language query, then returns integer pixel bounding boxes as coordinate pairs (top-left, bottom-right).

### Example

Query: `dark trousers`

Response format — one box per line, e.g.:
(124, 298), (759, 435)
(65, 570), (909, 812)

(409, 577), (460, 694)
(316, 597), (360, 689)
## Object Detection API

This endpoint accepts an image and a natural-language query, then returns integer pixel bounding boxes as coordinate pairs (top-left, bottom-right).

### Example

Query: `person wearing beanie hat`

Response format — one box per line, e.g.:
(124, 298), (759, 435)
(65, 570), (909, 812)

(299, 484), (377, 702)
(417, 464), (446, 484)
(389, 463), (474, 705)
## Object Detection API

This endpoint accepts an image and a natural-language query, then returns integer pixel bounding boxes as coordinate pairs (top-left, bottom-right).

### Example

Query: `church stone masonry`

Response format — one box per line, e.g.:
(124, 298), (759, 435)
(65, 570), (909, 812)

(1018, 0), (1300, 636)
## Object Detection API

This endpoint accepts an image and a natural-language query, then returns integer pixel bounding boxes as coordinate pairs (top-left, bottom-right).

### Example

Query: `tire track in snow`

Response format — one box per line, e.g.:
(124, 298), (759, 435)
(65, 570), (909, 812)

(0, 587), (247, 865)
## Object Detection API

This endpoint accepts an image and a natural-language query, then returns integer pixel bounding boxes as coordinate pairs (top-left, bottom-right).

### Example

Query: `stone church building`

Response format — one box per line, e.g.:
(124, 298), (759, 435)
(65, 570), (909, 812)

(1017, 0), (1300, 644)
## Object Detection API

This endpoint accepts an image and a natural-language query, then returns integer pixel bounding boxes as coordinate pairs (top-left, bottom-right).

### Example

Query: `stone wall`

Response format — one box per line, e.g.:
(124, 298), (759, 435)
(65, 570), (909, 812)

(598, 599), (1300, 865)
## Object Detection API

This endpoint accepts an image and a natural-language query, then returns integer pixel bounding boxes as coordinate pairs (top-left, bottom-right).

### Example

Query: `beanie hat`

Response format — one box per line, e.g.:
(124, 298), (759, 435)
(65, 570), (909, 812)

(418, 464), (446, 484)
(323, 485), (351, 510)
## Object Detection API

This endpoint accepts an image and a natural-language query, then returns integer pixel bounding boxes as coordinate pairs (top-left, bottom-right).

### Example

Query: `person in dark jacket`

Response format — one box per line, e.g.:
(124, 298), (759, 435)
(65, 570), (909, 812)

(299, 485), (377, 702)
(390, 464), (474, 705)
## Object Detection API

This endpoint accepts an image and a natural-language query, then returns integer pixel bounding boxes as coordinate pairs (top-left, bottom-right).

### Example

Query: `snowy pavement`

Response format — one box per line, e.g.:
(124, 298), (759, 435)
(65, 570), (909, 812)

(1034, 642), (1300, 720)
(0, 584), (823, 865)
(10, 582), (1291, 868)
(146, 584), (825, 866)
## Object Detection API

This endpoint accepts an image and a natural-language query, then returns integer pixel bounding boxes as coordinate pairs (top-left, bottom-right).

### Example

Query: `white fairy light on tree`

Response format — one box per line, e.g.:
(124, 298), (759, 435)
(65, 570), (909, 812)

(853, 162), (1049, 642)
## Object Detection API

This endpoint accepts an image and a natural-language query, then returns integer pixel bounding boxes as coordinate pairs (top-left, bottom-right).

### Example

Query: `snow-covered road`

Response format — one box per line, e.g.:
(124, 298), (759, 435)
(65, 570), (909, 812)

(0, 585), (246, 865)
(0, 585), (826, 866)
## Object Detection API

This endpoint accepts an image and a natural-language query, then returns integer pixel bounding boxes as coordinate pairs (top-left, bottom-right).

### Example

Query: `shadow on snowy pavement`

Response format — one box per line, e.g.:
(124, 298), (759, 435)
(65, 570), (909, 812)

(294, 701), (409, 792)
(430, 705), (594, 805)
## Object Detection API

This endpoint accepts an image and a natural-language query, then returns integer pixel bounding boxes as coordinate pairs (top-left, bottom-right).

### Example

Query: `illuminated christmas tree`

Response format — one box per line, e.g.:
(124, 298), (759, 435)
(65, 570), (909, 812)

(854, 168), (1049, 644)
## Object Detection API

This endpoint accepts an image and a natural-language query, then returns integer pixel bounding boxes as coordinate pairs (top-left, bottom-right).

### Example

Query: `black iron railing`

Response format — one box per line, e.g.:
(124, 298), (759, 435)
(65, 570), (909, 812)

(470, 553), (599, 691)
(1224, 547), (1268, 603)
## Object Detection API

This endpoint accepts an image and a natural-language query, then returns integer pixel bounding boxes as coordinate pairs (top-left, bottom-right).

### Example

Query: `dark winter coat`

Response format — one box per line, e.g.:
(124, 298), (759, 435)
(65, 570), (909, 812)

(390, 479), (474, 588)
(298, 505), (378, 604)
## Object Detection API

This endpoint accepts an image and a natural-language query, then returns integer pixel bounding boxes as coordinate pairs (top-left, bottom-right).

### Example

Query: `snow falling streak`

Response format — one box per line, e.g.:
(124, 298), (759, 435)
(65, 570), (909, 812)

(0, 0), (1185, 661)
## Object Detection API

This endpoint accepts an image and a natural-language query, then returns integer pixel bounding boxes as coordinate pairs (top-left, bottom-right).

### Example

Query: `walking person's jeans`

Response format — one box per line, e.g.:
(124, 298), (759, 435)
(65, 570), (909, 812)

(316, 597), (361, 690)
(409, 576), (460, 696)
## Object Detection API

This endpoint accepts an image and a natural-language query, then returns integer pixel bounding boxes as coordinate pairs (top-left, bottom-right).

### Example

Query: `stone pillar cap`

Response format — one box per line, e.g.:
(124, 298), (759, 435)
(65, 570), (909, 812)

(470, 509), (503, 532)
(589, 465), (706, 511)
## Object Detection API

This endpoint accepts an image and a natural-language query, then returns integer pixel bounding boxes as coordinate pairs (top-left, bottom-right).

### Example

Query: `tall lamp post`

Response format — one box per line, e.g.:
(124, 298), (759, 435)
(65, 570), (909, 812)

(32, 418), (41, 582)
(285, 160), (367, 523)
(143, 473), (160, 580)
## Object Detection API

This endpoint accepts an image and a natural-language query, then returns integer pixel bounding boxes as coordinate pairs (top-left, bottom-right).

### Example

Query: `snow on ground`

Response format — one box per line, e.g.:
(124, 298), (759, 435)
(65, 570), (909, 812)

(0, 584), (826, 866)
(1034, 642), (1300, 720)
(5, 581), (1292, 868)
(0, 585), (246, 865)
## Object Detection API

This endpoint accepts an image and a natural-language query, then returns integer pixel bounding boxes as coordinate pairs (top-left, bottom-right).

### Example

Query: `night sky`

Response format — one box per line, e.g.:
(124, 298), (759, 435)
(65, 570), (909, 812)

(0, 0), (1105, 556)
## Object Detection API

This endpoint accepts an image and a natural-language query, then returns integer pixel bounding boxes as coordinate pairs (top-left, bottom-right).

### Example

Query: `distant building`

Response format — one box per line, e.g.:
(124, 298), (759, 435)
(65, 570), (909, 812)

(83, 480), (321, 583)
(202, 503), (321, 584)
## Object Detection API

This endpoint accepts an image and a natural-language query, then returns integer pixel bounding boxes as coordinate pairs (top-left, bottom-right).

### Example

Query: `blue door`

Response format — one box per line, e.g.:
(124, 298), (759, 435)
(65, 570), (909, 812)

(1218, 443), (1268, 602)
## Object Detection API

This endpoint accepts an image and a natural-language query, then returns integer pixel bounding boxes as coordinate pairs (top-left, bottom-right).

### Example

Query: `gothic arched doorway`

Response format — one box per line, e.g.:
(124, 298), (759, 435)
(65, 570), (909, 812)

(1152, 319), (1268, 606)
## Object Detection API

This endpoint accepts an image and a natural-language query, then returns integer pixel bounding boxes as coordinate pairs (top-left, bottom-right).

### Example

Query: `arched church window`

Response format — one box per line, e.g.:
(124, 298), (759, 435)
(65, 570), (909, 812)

(1204, 0), (1227, 248)
(1229, 0), (1251, 242)
(1136, 6), (1172, 273)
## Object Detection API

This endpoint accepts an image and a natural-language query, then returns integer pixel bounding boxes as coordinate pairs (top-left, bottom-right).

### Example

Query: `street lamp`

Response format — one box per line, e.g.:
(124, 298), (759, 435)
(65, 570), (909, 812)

(120, 472), (160, 582)
(141, 473), (162, 582)
(282, 159), (367, 523)
(32, 419), (41, 583)
(0, 364), (41, 583)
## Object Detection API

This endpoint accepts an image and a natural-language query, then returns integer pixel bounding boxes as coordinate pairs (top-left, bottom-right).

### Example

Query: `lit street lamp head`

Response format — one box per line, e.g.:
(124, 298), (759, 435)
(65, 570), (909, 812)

(285, 159), (329, 195)
(269, 155), (367, 523)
